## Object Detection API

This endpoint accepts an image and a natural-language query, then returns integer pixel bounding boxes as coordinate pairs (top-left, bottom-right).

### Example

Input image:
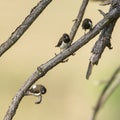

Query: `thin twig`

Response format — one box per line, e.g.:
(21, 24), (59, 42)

(98, 9), (106, 16)
(3, 6), (120, 120)
(89, 66), (120, 120)
(0, 0), (52, 57)
(69, 0), (89, 43)
(100, 0), (118, 6)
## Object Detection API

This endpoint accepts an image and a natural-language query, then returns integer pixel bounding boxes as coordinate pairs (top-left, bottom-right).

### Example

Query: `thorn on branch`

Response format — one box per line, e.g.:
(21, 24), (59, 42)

(61, 58), (69, 63)
(72, 19), (78, 22)
(98, 9), (106, 16)
(37, 66), (46, 76)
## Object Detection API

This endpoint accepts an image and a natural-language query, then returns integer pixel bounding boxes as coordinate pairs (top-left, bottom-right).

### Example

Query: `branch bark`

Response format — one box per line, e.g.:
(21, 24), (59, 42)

(86, 18), (118, 79)
(3, 4), (120, 120)
(0, 0), (52, 57)
(3, 0), (89, 119)
(86, 0), (120, 79)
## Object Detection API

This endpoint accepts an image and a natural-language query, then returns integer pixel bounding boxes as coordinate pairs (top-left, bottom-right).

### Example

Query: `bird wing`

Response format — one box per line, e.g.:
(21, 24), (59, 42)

(55, 37), (63, 47)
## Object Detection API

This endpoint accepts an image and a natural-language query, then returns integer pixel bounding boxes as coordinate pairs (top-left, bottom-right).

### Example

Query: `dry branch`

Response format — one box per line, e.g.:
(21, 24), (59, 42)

(3, 5), (120, 120)
(0, 0), (52, 57)
(3, 0), (89, 119)
(86, 18), (118, 79)
(86, 0), (120, 79)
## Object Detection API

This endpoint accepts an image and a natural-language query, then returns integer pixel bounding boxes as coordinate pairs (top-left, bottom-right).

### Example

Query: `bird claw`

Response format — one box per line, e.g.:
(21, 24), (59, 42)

(35, 95), (42, 104)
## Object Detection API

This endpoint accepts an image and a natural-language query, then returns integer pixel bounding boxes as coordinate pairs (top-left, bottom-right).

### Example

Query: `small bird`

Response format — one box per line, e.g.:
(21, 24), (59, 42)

(82, 18), (93, 33)
(26, 84), (47, 104)
(29, 84), (47, 96)
(55, 33), (71, 52)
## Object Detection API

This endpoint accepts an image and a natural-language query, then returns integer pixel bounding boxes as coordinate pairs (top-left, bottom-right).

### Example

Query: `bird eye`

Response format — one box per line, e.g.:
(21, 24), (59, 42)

(41, 86), (47, 94)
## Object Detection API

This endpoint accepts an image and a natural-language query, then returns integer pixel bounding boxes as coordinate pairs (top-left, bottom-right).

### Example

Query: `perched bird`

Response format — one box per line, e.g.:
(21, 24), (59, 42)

(29, 84), (47, 96)
(82, 18), (93, 33)
(55, 33), (71, 52)
(26, 84), (47, 104)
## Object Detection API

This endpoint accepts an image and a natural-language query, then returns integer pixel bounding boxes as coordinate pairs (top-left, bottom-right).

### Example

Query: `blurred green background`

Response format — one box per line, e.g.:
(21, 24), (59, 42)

(0, 0), (120, 120)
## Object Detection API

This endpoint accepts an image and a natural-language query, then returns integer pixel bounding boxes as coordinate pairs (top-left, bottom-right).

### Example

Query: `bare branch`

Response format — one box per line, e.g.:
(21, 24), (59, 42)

(86, 18), (117, 79)
(89, 66), (120, 120)
(100, 0), (118, 6)
(3, 71), (45, 120)
(69, 0), (89, 42)
(86, 1), (120, 79)
(0, 0), (52, 57)
(3, 6), (120, 120)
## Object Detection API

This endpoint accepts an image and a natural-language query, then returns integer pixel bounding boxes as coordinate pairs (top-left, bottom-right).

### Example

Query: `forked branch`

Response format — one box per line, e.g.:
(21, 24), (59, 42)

(3, 5), (120, 120)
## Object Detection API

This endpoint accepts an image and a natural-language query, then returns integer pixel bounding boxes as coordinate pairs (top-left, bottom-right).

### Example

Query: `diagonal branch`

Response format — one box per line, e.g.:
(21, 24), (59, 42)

(89, 66), (120, 120)
(3, 1), (89, 119)
(3, 6), (120, 120)
(0, 0), (52, 57)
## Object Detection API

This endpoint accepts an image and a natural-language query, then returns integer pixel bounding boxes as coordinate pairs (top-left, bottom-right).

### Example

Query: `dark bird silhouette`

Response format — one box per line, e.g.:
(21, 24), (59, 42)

(82, 18), (93, 33)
